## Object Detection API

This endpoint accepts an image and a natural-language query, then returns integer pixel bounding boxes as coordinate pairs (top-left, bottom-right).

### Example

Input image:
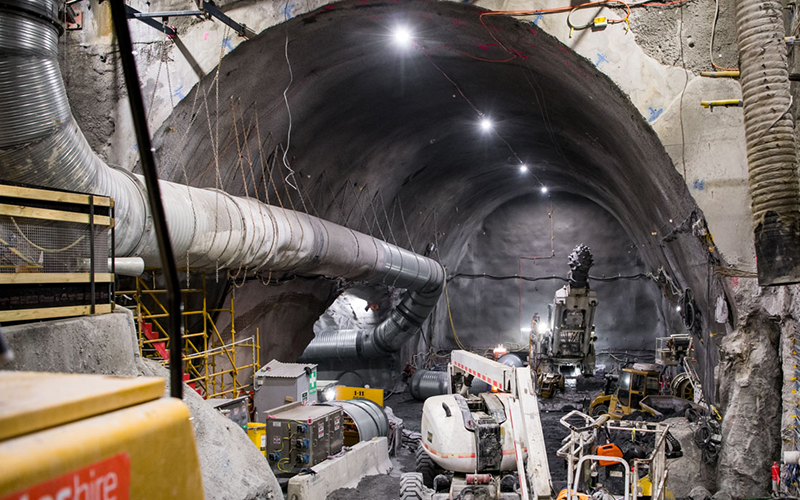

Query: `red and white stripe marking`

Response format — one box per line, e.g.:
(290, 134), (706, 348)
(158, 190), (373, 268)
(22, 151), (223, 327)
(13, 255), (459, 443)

(454, 361), (503, 390)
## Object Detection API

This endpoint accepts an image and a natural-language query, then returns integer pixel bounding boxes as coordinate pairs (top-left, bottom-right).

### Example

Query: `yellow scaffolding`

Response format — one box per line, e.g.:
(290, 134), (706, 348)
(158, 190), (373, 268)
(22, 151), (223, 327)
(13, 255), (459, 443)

(116, 272), (260, 399)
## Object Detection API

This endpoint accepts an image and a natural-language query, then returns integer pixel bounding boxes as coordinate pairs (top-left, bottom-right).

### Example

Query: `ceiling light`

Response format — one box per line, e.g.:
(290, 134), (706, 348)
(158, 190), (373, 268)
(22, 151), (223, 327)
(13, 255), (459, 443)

(480, 118), (493, 132)
(520, 164), (528, 173)
(540, 186), (548, 194)
(393, 26), (413, 47)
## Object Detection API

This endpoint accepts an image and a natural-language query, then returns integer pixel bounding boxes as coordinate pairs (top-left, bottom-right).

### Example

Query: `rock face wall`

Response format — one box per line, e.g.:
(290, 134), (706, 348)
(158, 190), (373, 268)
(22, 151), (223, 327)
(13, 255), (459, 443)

(137, 358), (282, 500)
(2, 309), (139, 376)
(714, 279), (783, 498)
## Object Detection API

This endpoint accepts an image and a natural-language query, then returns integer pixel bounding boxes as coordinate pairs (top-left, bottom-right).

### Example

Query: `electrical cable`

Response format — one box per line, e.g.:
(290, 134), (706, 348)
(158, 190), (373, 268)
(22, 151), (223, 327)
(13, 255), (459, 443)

(10, 217), (86, 253)
(473, 0), (692, 65)
(443, 275), (467, 350)
(281, 0), (297, 190)
(710, 0), (738, 71)
(566, 0), (631, 32)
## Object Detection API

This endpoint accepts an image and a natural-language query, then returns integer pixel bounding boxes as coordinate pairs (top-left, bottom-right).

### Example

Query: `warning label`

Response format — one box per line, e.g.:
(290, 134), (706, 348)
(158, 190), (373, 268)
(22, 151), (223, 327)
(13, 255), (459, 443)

(1, 453), (130, 500)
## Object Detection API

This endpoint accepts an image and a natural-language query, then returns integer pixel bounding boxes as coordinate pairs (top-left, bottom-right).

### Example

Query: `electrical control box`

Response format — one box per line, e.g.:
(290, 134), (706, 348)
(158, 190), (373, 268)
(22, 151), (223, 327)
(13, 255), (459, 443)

(264, 402), (343, 474)
(254, 359), (318, 420)
(208, 396), (250, 429)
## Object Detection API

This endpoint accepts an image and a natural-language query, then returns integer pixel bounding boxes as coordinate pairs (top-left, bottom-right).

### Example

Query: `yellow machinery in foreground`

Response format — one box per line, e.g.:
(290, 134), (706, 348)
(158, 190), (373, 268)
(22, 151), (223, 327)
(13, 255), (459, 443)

(0, 371), (204, 499)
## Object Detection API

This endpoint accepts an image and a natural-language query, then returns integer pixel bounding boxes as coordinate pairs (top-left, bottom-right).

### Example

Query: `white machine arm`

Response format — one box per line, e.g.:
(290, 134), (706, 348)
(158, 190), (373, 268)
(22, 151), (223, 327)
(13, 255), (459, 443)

(449, 350), (552, 500)
(450, 350), (517, 394)
(515, 368), (552, 500)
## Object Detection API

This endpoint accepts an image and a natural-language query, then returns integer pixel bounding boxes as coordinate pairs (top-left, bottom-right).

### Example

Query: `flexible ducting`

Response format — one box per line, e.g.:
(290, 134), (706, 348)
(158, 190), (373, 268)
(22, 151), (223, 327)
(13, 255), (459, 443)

(409, 370), (450, 401)
(0, 0), (443, 358)
(735, 0), (800, 285)
(323, 399), (389, 441)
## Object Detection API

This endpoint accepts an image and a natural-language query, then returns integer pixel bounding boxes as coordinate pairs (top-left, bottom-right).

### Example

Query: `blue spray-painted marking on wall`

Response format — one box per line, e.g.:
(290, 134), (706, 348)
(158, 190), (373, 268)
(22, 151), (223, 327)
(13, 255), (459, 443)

(222, 37), (234, 52)
(533, 14), (544, 25)
(283, 3), (295, 19)
(173, 85), (185, 101)
(693, 179), (705, 190)
(647, 107), (663, 123)
(595, 53), (609, 67)
(133, 143), (139, 151)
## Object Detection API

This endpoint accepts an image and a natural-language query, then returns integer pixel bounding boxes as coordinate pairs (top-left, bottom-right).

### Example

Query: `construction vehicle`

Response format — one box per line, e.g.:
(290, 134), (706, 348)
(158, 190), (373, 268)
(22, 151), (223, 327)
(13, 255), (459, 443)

(556, 410), (681, 500)
(588, 332), (702, 418)
(400, 350), (552, 500)
(588, 360), (703, 419)
(656, 334), (696, 401)
(533, 245), (598, 378)
(588, 363), (662, 418)
(0, 371), (205, 499)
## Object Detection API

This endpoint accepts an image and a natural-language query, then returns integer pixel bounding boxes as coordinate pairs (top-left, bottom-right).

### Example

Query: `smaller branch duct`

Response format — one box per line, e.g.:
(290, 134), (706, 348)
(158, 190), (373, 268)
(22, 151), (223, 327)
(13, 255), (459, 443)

(0, 0), (443, 359)
(735, 0), (800, 285)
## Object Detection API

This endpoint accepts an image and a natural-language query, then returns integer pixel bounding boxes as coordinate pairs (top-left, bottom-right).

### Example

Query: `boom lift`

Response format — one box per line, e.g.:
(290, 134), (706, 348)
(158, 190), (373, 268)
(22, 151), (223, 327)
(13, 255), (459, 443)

(401, 350), (552, 500)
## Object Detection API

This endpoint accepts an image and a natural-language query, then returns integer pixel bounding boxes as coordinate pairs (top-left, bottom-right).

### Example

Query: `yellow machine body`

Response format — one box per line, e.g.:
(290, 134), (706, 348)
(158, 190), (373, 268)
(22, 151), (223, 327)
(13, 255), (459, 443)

(247, 422), (267, 457)
(335, 386), (385, 406)
(0, 371), (204, 499)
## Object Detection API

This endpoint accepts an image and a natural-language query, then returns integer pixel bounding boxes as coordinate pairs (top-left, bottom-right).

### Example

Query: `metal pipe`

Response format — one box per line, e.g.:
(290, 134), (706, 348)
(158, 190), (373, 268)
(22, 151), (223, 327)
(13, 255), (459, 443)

(109, 257), (145, 277)
(131, 10), (204, 18)
(323, 399), (389, 440)
(735, 0), (800, 285)
(0, 0), (443, 359)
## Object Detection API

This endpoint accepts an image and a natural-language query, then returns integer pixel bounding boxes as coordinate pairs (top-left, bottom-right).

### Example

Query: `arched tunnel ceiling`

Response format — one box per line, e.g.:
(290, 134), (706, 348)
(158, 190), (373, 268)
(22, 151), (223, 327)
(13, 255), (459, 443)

(150, 0), (723, 365)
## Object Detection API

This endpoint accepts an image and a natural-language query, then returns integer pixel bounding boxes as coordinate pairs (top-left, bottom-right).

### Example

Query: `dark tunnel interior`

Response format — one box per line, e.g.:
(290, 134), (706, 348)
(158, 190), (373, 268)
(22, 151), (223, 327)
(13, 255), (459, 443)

(145, 0), (727, 390)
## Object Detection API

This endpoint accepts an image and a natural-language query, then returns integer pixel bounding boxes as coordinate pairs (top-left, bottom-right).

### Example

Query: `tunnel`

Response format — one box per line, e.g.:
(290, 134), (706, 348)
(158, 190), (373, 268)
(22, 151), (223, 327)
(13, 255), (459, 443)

(148, 0), (723, 375)
(0, 0), (789, 497)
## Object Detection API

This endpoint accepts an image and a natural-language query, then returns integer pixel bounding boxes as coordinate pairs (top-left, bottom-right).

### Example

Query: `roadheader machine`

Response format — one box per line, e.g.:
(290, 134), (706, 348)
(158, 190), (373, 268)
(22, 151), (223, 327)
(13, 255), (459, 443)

(532, 245), (598, 380)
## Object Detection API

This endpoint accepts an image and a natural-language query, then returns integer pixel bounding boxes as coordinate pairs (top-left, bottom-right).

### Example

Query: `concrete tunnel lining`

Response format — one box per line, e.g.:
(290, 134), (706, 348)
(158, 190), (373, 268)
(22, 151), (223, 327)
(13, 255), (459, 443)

(145, 0), (723, 382)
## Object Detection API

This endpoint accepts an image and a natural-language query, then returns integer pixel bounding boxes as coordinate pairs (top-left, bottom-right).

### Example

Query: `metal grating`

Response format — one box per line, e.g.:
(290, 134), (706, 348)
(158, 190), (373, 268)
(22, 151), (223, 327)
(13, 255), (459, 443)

(0, 182), (115, 322)
(0, 216), (108, 274)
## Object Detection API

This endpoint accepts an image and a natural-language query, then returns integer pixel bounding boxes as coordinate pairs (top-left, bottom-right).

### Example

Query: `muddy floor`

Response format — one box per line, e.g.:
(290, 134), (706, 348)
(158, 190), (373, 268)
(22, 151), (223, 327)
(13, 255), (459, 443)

(329, 378), (605, 499)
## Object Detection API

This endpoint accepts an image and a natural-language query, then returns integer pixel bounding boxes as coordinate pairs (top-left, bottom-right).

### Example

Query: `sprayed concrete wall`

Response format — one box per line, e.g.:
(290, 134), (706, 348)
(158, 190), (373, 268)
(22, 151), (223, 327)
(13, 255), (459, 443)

(61, 0), (751, 270)
(441, 193), (680, 355)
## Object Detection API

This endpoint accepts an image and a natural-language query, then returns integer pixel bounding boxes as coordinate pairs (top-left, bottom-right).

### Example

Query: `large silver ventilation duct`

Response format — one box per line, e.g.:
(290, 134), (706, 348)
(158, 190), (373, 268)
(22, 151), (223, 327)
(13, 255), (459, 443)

(0, 0), (443, 359)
